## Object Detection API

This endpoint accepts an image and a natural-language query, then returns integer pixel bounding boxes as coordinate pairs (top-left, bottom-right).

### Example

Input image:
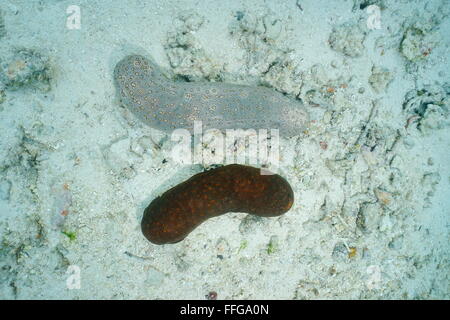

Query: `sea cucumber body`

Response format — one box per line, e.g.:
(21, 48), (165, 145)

(141, 164), (294, 244)
(114, 55), (309, 136)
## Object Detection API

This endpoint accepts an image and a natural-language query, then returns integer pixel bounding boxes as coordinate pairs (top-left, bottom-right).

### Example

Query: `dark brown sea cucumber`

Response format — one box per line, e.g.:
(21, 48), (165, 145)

(141, 164), (294, 245)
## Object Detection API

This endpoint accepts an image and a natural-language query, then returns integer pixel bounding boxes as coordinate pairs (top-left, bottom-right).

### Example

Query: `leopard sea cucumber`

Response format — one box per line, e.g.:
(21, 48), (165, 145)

(114, 55), (309, 137)
(141, 164), (294, 245)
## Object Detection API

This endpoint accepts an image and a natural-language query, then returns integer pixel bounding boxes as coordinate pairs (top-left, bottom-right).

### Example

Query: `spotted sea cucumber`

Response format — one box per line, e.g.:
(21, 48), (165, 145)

(141, 164), (294, 245)
(114, 55), (309, 137)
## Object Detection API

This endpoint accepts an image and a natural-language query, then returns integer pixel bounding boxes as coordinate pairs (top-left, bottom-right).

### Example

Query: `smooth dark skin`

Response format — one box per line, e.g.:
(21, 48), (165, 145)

(141, 164), (294, 245)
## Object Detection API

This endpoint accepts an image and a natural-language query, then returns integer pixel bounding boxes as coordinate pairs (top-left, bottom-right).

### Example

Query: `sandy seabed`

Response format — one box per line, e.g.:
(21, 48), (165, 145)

(0, 0), (449, 299)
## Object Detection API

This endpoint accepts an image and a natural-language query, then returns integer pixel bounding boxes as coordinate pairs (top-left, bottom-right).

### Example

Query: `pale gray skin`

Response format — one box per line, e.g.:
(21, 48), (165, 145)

(114, 55), (309, 137)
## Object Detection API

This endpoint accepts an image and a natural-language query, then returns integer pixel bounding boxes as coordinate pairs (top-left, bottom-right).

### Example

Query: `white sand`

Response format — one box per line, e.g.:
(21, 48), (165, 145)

(0, 0), (448, 299)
